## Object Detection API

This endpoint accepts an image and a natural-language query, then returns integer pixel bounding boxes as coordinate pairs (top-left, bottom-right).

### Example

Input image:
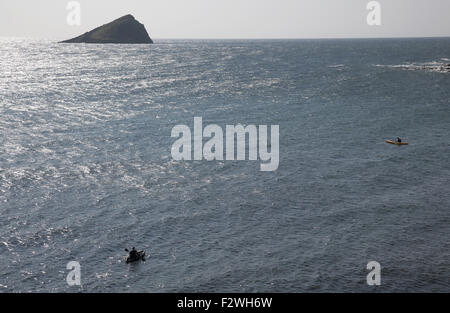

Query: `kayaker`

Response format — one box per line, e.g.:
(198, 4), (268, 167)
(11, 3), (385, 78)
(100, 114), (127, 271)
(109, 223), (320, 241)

(397, 137), (402, 143)
(129, 247), (138, 259)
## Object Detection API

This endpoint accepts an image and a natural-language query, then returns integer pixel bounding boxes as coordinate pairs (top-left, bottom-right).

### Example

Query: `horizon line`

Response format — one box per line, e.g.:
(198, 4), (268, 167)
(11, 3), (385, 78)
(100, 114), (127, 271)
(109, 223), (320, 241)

(154, 35), (450, 40)
(2, 35), (450, 41)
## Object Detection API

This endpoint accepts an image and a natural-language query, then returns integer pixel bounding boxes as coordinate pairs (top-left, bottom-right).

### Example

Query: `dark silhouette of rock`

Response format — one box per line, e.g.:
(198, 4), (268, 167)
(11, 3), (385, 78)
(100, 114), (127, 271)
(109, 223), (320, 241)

(61, 15), (153, 44)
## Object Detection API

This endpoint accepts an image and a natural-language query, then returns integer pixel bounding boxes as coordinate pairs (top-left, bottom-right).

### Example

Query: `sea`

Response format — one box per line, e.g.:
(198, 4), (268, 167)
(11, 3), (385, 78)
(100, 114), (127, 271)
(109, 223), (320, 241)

(0, 38), (449, 292)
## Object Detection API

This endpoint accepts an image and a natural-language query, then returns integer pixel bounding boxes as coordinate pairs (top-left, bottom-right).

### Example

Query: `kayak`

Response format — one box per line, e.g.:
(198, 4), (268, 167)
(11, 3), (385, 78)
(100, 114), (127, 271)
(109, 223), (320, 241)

(126, 251), (146, 264)
(386, 140), (408, 145)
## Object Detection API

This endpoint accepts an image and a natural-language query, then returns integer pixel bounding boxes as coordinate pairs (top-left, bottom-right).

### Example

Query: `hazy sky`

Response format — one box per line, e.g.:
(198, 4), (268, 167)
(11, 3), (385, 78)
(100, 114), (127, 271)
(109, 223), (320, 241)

(0, 0), (449, 39)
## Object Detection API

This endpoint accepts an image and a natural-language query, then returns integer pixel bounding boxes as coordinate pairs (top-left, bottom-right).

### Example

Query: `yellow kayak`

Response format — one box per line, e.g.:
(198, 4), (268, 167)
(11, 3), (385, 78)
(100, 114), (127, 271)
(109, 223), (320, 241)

(386, 140), (408, 145)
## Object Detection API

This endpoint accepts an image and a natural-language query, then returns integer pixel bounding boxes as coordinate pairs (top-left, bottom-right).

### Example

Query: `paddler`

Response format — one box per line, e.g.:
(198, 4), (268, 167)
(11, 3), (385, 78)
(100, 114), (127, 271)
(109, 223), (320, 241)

(129, 247), (138, 259)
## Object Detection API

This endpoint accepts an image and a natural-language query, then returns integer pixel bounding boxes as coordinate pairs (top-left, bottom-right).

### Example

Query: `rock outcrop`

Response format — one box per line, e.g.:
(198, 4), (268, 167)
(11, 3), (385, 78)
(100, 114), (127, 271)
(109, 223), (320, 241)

(61, 15), (153, 44)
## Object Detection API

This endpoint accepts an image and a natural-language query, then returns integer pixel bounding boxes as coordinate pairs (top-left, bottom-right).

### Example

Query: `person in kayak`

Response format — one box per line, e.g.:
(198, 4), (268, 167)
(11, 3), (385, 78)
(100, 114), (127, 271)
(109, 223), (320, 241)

(397, 137), (402, 143)
(129, 247), (138, 260)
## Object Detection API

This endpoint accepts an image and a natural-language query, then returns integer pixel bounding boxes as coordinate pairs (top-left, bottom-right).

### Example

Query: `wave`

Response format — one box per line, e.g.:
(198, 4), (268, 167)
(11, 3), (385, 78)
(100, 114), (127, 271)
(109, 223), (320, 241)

(375, 60), (450, 73)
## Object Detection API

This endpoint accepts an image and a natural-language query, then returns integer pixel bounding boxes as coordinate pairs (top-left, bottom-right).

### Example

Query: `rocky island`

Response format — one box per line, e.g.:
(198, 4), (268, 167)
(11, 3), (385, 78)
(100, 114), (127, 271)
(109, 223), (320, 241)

(61, 14), (153, 44)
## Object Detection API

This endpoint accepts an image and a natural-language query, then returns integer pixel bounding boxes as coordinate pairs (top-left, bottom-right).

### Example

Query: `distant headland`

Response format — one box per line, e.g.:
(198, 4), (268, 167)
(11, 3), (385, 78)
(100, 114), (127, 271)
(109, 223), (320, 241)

(60, 14), (153, 44)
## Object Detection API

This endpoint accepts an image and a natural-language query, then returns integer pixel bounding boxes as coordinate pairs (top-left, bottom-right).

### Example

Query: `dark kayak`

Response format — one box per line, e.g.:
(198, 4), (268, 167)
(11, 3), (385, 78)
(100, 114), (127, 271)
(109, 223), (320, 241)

(126, 251), (146, 264)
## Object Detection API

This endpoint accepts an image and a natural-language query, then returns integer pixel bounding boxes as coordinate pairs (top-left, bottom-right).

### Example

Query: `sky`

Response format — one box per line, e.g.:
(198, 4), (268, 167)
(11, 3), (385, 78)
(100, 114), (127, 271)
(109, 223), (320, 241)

(0, 0), (449, 39)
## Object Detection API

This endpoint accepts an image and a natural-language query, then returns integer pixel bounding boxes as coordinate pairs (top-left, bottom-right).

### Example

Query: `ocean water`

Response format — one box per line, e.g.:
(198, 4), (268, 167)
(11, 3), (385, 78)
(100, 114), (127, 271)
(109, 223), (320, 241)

(0, 38), (449, 292)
